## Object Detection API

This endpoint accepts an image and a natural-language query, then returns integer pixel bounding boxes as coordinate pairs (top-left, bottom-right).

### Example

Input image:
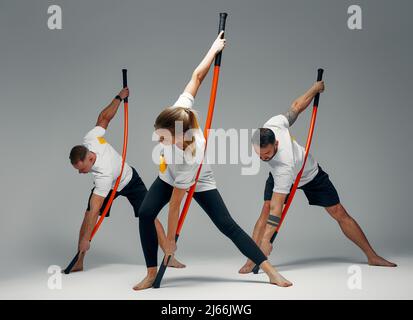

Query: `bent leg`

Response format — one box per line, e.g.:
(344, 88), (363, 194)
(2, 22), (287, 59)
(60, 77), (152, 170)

(138, 177), (173, 268)
(123, 173), (186, 269)
(134, 178), (173, 290)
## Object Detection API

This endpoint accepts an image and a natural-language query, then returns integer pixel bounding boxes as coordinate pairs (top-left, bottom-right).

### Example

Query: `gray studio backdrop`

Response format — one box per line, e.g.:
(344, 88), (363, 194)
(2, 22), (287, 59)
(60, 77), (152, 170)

(0, 0), (412, 279)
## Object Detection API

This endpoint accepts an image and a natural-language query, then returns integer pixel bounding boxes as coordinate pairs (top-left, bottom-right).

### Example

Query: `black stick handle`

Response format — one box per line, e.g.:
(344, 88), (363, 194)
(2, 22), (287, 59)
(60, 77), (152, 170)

(63, 251), (80, 274)
(313, 68), (324, 107)
(251, 264), (260, 274)
(152, 256), (171, 289)
(214, 13), (228, 66)
(122, 69), (128, 103)
(270, 230), (278, 243)
(153, 234), (179, 288)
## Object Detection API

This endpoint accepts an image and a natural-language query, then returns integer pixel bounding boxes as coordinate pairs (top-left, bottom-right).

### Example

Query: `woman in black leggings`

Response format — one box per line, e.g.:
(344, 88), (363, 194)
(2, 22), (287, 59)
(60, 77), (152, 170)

(134, 33), (292, 290)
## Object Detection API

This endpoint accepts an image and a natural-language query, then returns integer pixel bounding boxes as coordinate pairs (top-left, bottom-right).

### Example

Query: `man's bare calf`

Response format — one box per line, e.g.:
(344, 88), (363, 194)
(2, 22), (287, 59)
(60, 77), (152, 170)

(325, 203), (397, 267)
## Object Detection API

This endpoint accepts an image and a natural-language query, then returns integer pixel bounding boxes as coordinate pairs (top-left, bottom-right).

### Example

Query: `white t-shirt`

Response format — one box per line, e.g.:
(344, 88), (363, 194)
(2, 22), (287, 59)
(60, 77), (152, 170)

(263, 115), (319, 194)
(83, 126), (133, 197)
(158, 92), (217, 192)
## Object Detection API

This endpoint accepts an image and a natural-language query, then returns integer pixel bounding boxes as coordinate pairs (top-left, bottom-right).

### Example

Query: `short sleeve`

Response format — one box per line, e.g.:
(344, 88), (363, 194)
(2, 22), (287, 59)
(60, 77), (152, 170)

(93, 173), (113, 197)
(84, 126), (106, 143)
(263, 115), (290, 130)
(172, 92), (195, 109)
(271, 163), (294, 194)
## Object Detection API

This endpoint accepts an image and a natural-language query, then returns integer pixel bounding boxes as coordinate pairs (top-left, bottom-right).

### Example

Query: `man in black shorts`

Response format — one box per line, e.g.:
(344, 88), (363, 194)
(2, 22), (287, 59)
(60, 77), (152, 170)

(69, 87), (185, 272)
(239, 79), (396, 273)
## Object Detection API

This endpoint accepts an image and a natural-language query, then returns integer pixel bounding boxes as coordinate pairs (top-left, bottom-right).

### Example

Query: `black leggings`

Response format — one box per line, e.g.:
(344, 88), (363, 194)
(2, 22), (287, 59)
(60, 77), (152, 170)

(138, 177), (267, 268)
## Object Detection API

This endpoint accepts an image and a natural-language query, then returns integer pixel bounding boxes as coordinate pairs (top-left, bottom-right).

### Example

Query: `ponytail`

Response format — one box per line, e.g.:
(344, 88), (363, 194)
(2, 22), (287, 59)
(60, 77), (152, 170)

(184, 109), (200, 156)
(155, 106), (201, 156)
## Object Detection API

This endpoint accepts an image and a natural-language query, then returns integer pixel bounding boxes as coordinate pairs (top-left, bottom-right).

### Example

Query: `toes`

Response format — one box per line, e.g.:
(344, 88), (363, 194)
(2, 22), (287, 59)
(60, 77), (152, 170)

(133, 277), (156, 291)
(239, 267), (248, 274)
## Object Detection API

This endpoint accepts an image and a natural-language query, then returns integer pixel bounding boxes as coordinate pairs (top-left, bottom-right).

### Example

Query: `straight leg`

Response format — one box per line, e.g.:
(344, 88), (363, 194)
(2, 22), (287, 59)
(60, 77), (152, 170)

(193, 189), (292, 287)
(325, 203), (396, 267)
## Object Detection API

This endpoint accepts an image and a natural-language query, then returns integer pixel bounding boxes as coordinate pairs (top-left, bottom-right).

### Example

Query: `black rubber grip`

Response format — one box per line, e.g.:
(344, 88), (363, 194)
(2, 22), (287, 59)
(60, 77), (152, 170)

(317, 68), (324, 81)
(252, 264), (260, 274)
(270, 230), (279, 244)
(152, 234), (180, 288)
(214, 13), (228, 66)
(313, 68), (324, 107)
(63, 251), (80, 274)
(122, 69), (128, 103)
(152, 256), (171, 289)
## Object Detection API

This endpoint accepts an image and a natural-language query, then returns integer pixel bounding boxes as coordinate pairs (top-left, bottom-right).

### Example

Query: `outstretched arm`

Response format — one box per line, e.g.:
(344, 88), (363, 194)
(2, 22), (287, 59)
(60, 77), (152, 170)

(96, 87), (129, 129)
(251, 201), (271, 245)
(284, 81), (325, 126)
(183, 31), (226, 98)
(163, 187), (187, 260)
(259, 192), (287, 256)
(78, 194), (105, 253)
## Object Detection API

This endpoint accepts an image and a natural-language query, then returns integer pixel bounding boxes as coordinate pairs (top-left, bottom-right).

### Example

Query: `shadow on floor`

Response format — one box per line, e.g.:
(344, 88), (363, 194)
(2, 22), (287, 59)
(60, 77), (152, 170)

(161, 275), (266, 288)
(261, 256), (366, 273)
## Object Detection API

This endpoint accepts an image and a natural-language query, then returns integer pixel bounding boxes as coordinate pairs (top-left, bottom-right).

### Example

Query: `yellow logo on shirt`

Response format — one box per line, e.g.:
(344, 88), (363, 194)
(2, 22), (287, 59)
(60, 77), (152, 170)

(159, 154), (167, 173)
(97, 136), (107, 144)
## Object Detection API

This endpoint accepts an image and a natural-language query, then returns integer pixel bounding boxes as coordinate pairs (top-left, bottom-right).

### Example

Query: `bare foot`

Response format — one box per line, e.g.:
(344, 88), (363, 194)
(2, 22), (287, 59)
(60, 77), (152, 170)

(70, 259), (84, 273)
(70, 265), (84, 272)
(239, 260), (255, 274)
(268, 272), (293, 287)
(168, 257), (186, 268)
(133, 275), (156, 291)
(368, 256), (397, 267)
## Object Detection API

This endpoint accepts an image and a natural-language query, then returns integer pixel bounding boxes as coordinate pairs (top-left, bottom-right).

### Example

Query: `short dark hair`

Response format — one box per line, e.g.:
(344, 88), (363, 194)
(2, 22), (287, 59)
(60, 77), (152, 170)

(69, 145), (88, 164)
(252, 128), (276, 148)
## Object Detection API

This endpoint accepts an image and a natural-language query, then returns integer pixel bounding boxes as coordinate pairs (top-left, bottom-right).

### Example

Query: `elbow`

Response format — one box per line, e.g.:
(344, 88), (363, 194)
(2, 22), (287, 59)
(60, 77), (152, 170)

(192, 69), (203, 84)
(96, 113), (110, 129)
(291, 100), (301, 112)
(97, 113), (108, 123)
(87, 208), (100, 219)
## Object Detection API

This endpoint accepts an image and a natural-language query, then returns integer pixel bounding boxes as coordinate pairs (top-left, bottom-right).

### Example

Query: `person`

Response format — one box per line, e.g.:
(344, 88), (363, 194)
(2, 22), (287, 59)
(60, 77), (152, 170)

(239, 79), (397, 274)
(69, 87), (185, 272)
(134, 32), (292, 290)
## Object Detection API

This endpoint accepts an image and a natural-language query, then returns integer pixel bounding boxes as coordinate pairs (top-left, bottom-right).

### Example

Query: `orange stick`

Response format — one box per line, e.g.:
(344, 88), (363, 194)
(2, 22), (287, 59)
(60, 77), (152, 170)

(153, 13), (228, 288)
(251, 68), (324, 274)
(63, 69), (129, 274)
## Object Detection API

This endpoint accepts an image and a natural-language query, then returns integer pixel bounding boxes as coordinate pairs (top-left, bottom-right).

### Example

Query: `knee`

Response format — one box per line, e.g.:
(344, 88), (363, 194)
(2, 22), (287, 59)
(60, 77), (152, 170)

(326, 203), (349, 223)
(138, 205), (156, 222)
(218, 218), (240, 237)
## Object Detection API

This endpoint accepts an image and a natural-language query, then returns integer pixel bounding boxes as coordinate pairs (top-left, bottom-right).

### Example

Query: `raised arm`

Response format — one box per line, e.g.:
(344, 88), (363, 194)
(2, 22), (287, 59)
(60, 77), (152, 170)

(284, 81), (325, 126)
(96, 87), (129, 129)
(183, 31), (226, 98)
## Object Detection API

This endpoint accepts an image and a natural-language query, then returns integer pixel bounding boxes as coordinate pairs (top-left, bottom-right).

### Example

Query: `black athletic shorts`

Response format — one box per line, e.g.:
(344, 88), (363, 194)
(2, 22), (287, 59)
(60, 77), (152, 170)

(263, 165), (340, 207)
(86, 167), (147, 218)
